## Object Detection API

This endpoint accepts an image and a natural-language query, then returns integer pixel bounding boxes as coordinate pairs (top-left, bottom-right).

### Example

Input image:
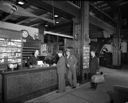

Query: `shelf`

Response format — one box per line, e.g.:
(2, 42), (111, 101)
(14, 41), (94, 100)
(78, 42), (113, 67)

(0, 46), (21, 48)
(22, 54), (31, 56)
(8, 62), (21, 64)
(23, 47), (39, 49)
(22, 39), (41, 60)
(0, 40), (22, 43)
(0, 52), (21, 53)
(23, 49), (35, 52)
(0, 57), (21, 59)
(0, 62), (22, 64)
(0, 36), (22, 69)
(22, 52), (32, 53)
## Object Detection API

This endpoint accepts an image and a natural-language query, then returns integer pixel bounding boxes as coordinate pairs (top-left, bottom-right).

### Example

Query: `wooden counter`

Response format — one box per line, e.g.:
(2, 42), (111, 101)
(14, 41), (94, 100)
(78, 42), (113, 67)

(1, 66), (57, 103)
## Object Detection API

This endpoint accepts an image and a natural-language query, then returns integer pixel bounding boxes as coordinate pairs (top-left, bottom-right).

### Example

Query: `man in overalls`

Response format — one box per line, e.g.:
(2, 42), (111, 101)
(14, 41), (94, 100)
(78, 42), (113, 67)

(66, 49), (78, 88)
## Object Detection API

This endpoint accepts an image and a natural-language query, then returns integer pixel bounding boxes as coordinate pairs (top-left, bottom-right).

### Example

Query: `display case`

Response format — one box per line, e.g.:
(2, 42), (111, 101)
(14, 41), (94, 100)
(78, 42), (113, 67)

(0, 37), (22, 70)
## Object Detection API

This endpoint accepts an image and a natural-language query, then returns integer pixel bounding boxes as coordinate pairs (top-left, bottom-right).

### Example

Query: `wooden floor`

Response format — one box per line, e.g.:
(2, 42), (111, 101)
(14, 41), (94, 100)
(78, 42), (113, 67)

(24, 65), (128, 103)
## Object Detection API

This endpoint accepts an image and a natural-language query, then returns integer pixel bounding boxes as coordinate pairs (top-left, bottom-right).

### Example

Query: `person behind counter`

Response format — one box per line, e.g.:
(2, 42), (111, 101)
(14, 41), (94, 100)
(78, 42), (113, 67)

(56, 50), (66, 93)
(28, 50), (39, 68)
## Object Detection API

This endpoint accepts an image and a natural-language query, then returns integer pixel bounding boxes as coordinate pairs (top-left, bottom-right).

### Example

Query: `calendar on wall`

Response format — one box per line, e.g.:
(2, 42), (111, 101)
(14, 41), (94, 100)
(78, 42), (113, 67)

(40, 44), (48, 56)
(83, 44), (90, 69)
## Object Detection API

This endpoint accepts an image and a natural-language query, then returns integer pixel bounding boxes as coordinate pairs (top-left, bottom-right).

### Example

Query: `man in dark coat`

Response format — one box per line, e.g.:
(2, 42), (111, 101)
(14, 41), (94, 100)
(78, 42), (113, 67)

(89, 50), (99, 89)
(56, 50), (66, 93)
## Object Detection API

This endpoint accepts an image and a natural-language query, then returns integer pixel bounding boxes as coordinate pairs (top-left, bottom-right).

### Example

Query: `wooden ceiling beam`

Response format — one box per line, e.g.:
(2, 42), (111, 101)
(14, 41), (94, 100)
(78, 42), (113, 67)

(47, 21), (102, 35)
(119, 1), (128, 6)
(90, 15), (115, 33)
(47, 21), (72, 30)
(17, 13), (48, 24)
(26, 19), (43, 26)
(106, 1), (121, 22)
(46, 22), (72, 34)
(28, 0), (73, 20)
(106, 1), (118, 12)
(30, 23), (40, 27)
(2, 15), (12, 21)
(41, 1), (79, 18)
(90, 3), (114, 22)
(17, 18), (31, 24)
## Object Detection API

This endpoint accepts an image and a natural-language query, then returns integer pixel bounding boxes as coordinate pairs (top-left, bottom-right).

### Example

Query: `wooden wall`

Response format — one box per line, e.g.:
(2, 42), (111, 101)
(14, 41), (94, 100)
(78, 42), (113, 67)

(0, 75), (2, 100)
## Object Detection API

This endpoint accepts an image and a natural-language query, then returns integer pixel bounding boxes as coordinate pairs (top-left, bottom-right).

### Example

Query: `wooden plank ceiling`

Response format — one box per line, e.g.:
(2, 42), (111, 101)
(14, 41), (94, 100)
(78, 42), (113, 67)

(0, 0), (71, 27)
(0, 0), (128, 36)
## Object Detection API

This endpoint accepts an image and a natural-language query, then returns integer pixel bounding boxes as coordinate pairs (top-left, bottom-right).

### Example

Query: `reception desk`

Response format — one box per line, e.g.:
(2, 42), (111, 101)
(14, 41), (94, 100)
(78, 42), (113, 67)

(1, 66), (57, 103)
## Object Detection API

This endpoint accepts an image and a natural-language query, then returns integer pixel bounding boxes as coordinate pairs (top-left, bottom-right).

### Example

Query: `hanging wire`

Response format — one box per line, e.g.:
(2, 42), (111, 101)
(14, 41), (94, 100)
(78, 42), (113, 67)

(52, 0), (55, 25)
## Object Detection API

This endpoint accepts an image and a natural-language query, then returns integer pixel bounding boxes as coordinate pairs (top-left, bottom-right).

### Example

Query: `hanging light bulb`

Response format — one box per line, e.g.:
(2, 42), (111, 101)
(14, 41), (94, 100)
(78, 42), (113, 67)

(45, 24), (48, 27)
(56, 21), (59, 24)
(17, 0), (25, 5)
(54, 14), (58, 18)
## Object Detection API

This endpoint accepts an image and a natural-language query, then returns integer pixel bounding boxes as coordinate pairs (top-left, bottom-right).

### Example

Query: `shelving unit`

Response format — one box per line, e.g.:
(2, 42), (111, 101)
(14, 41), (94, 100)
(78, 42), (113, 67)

(0, 38), (22, 70)
(22, 37), (41, 60)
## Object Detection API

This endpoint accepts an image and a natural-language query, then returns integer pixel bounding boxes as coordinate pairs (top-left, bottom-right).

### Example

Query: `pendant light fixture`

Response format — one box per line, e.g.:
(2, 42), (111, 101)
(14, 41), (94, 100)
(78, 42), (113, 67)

(17, 0), (24, 5)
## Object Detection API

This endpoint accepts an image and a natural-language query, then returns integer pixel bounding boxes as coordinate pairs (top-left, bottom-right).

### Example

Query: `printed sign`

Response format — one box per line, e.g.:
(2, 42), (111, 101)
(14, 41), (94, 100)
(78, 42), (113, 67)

(83, 44), (90, 69)
(41, 44), (48, 56)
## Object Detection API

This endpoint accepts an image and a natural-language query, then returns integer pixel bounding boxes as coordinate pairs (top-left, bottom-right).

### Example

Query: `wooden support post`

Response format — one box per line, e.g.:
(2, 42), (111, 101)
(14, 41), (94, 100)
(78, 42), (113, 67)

(112, 36), (121, 67)
(38, 25), (44, 43)
(81, 1), (90, 82)
(73, 18), (80, 55)
(38, 25), (44, 54)
(73, 18), (81, 81)
(112, 9), (121, 68)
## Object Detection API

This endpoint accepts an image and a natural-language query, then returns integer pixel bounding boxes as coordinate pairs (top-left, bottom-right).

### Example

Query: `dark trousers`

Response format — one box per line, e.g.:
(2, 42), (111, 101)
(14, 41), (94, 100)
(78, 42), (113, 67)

(90, 82), (97, 89)
(57, 73), (66, 92)
(121, 53), (127, 64)
(90, 73), (97, 89)
(67, 68), (77, 87)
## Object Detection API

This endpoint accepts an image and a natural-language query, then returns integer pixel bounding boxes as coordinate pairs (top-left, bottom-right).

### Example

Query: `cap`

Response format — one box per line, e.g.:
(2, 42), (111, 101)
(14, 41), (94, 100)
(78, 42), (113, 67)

(66, 48), (71, 51)
(58, 50), (63, 53)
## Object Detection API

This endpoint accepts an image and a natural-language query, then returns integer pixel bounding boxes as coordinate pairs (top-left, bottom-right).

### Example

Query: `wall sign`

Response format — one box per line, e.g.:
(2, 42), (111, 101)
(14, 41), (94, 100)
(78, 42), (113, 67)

(41, 44), (48, 56)
(83, 44), (90, 69)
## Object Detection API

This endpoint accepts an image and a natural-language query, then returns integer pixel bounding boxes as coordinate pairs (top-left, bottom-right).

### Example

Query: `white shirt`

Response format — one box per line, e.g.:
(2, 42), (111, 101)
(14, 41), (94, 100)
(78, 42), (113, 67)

(103, 44), (112, 53)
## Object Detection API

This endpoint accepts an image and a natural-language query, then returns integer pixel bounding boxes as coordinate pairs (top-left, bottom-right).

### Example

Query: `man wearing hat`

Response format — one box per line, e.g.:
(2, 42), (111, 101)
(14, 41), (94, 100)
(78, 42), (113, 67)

(56, 50), (66, 93)
(66, 48), (78, 88)
(90, 50), (99, 89)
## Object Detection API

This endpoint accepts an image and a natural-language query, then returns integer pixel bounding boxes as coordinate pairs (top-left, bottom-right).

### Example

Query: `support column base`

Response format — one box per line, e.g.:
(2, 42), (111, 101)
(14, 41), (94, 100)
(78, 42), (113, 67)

(112, 65), (122, 69)
(80, 69), (90, 84)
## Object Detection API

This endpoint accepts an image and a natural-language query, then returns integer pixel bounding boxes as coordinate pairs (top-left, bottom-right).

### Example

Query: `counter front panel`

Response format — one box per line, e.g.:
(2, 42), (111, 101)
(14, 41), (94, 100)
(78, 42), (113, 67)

(2, 66), (57, 102)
